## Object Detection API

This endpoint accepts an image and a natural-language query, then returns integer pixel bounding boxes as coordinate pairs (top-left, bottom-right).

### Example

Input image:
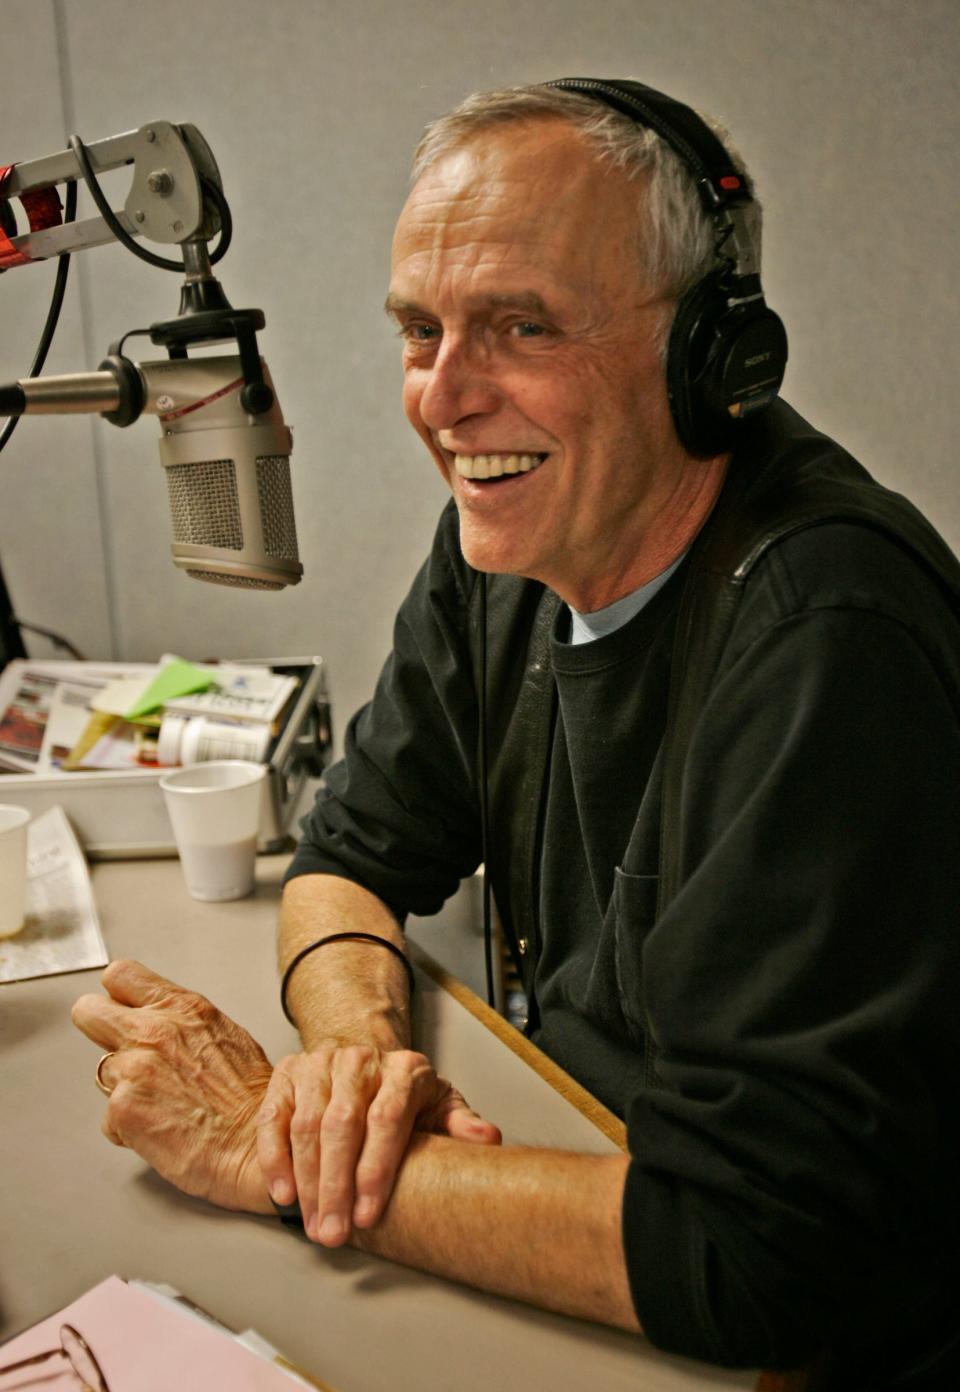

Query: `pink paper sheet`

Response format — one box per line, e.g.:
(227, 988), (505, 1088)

(0, 1274), (323, 1390)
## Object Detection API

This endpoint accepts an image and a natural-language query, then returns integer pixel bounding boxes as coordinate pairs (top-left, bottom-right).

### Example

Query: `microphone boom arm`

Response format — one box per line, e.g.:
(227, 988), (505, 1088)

(1, 121), (222, 266)
(0, 119), (303, 604)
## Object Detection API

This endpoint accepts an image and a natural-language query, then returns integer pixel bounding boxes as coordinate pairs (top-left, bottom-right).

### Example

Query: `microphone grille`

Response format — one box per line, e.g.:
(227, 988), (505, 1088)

(163, 452), (302, 590)
(256, 454), (300, 560)
(185, 569), (285, 591)
(166, 458), (244, 550)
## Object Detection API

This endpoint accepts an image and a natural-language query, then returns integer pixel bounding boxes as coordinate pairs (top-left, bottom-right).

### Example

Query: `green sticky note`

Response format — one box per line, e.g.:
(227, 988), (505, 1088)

(124, 658), (214, 719)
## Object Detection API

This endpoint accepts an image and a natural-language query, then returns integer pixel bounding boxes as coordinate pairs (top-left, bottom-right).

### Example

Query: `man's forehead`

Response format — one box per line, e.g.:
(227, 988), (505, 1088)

(392, 128), (640, 283)
(413, 117), (592, 190)
(396, 119), (621, 237)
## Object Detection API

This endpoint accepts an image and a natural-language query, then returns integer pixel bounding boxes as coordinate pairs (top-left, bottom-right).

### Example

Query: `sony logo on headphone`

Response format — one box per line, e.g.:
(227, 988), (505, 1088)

(745, 352), (772, 367)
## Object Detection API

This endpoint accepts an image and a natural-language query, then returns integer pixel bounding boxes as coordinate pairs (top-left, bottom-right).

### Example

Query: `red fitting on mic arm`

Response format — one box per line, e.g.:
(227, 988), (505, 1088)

(0, 165), (30, 269)
(0, 164), (64, 270)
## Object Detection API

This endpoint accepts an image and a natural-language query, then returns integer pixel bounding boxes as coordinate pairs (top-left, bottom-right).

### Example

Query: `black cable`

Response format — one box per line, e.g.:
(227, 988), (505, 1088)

(1, 178), (79, 658)
(110, 327), (152, 358)
(11, 619), (85, 660)
(478, 572), (496, 1008)
(67, 132), (232, 270)
(202, 177), (233, 264)
(68, 133), (179, 270)
(0, 178), (78, 455)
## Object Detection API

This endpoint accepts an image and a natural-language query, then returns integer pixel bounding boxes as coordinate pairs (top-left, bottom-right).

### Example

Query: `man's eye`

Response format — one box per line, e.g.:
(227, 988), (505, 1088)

(402, 323), (439, 343)
(512, 321), (545, 338)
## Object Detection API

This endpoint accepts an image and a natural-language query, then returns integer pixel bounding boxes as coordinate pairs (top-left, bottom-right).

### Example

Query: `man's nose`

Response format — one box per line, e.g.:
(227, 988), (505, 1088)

(416, 337), (501, 430)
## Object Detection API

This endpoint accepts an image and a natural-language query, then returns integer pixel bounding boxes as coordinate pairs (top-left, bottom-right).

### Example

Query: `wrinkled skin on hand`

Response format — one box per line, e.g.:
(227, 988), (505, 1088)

(258, 1046), (502, 1245)
(72, 960), (274, 1214)
(72, 960), (500, 1238)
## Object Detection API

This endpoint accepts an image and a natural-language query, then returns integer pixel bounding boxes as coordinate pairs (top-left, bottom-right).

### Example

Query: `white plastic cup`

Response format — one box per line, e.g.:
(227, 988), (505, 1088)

(159, 760), (267, 902)
(0, 804), (31, 938)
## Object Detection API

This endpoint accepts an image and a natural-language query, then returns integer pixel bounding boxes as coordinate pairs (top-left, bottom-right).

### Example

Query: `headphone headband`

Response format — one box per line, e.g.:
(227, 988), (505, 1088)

(544, 77), (750, 213)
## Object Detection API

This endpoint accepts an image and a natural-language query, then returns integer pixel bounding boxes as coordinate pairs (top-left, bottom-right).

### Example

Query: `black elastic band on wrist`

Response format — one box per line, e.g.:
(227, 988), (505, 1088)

(270, 1195), (305, 1231)
(280, 932), (415, 1026)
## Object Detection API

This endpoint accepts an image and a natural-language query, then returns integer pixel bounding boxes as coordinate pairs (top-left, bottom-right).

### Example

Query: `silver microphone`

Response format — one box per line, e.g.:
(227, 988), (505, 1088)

(141, 355), (302, 590)
(0, 354), (303, 591)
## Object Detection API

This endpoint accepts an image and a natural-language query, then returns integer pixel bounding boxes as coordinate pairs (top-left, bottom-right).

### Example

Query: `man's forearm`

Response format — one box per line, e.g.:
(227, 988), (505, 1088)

(279, 873), (412, 1051)
(353, 1134), (641, 1332)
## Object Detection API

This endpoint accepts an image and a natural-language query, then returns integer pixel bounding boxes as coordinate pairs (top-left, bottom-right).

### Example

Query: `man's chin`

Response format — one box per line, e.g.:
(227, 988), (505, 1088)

(456, 522), (526, 580)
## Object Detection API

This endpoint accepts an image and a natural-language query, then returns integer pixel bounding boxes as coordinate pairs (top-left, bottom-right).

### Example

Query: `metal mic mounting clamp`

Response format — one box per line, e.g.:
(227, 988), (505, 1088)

(147, 306), (275, 415)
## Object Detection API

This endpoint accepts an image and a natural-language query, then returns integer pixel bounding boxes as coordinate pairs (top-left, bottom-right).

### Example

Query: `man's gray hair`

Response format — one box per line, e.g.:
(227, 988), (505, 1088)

(410, 83), (755, 303)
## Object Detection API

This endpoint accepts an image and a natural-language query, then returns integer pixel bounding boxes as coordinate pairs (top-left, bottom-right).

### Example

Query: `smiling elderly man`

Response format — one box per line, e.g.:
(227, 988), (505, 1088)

(74, 80), (960, 1388)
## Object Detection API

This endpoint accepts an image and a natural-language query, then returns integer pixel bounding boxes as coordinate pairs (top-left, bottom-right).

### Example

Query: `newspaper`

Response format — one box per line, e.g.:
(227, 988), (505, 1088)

(0, 661), (152, 774)
(0, 669), (108, 772)
(164, 667), (298, 725)
(0, 805), (108, 983)
(0, 659), (293, 774)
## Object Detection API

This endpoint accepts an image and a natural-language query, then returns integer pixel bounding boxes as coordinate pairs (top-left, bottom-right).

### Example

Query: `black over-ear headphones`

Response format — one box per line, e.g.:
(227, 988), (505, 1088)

(545, 78), (788, 456)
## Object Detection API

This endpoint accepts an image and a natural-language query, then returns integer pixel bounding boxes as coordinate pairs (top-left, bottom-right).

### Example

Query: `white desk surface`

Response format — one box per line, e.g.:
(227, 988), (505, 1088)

(1, 854), (760, 1391)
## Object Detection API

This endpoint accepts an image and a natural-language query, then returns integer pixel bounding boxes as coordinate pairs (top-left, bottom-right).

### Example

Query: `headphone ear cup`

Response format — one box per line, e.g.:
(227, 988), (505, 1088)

(665, 275), (731, 456)
(666, 272), (788, 456)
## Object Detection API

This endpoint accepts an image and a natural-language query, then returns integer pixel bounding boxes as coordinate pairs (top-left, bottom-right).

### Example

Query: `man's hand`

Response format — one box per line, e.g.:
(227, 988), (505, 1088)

(70, 959), (637, 1332)
(72, 959), (275, 1215)
(257, 1046), (502, 1245)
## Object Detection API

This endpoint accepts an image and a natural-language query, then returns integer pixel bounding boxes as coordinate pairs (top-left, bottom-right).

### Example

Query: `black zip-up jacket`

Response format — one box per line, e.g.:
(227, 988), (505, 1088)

(289, 403), (960, 1383)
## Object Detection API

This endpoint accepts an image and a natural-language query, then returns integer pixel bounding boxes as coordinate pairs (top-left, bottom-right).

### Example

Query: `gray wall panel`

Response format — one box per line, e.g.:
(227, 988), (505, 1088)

(1, 0), (114, 661)
(1, 0), (956, 735)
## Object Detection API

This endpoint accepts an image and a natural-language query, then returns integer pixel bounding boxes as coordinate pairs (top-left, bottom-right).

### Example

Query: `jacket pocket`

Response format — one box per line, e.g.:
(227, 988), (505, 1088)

(612, 868), (659, 1041)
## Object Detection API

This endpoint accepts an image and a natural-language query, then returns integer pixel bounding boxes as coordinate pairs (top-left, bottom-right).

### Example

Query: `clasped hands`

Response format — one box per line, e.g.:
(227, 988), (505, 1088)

(72, 960), (501, 1243)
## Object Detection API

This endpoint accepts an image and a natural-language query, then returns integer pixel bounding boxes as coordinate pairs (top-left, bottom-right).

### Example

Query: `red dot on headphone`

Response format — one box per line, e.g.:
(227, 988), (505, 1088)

(720, 175), (742, 191)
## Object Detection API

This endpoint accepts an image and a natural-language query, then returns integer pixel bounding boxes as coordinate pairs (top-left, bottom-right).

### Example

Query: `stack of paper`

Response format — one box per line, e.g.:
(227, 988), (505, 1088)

(0, 657), (298, 775)
(0, 1274), (335, 1390)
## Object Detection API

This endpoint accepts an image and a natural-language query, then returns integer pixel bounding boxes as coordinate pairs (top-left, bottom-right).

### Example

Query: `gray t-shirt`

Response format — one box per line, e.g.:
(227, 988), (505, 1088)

(567, 554), (686, 644)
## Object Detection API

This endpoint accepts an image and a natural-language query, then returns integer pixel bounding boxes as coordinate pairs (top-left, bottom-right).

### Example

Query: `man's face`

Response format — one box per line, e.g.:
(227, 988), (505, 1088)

(388, 118), (693, 610)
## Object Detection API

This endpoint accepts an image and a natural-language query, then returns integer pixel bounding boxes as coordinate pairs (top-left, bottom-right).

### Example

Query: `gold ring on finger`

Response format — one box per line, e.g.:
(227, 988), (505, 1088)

(95, 1052), (117, 1096)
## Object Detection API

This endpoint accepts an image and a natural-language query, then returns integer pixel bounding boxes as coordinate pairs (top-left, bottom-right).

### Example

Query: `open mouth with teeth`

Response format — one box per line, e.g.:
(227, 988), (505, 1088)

(454, 452), (547, 480)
